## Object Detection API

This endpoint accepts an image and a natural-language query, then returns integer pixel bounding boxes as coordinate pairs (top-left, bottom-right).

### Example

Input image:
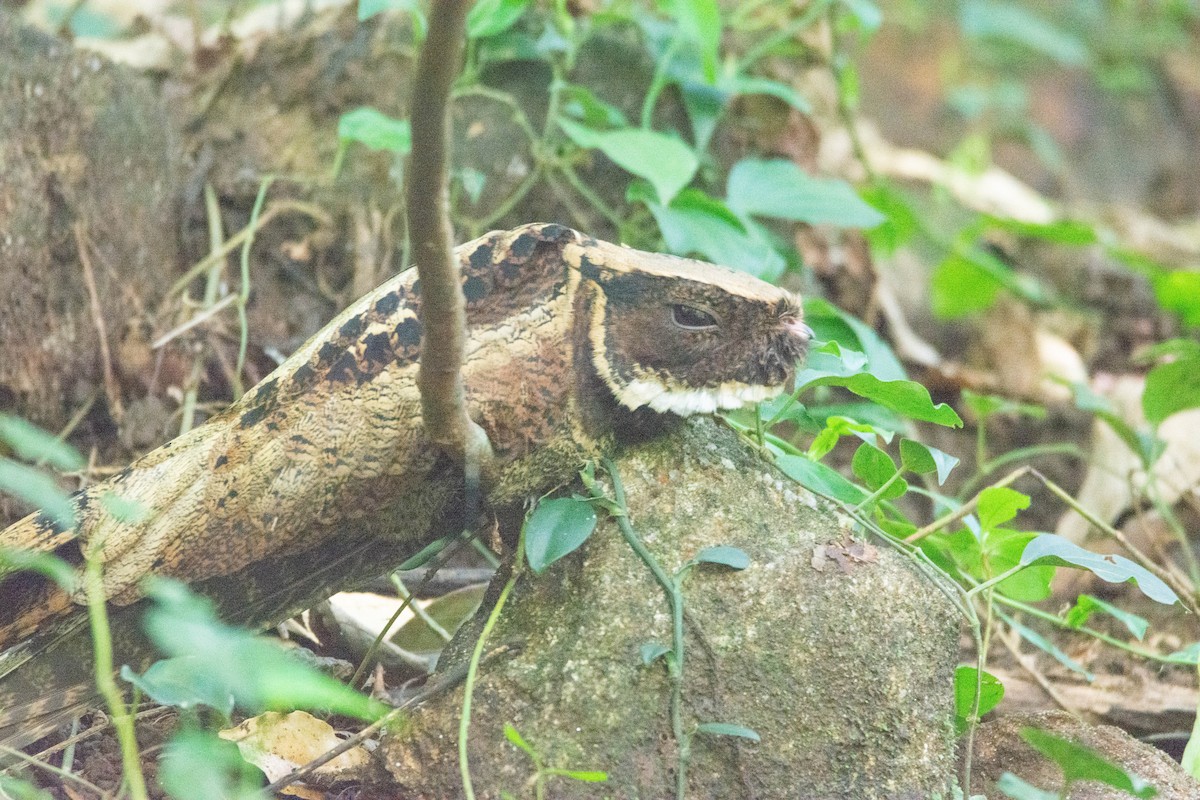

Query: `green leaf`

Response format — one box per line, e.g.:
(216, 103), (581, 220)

(1020, 728), (1156, 797)
(851, 442), (901, 495)
(936, 524), (1052, 601)
(875, 516), (916, 539)
(0, 547), (77, 591)
(974, 525), (1051, 599)
(976, 487), (1030, 531)
(1152, 271), (1200, 327)
(835, 59), (859, 110)
(159, 730), (264, 800)
(838, 0), (882, 32)
(693, 545), (750, 570)
(959, 1), (1090, 67)
(1071, 382), (1162, 467)
(1003, 611), (1092, 679)
(953, 666), (1004, 734)
(726, 159), (884, 228)
(899, 439), (959, 485)
(560, 85), (629, 128)
(694, 722), (760, 742)
(466, 0), (530, 39)
(337, 108), (411, 154)
(989, 530), (1054, 602)
(803, 298), (907, 381)
(476, 30), (548, 67)
(121, 658), (236, 716)
(931, 252), (1005, 318)
(806, 341), (870, 376)
(1143, 354), (1200, 425)
(52, 5), (125, 38)
(1183, 694), (1200, 778)
(807, 416), (882, 461)
(558, 119), (698, 205)
(640, 642), (671, 665)
(774, 452), (869, 504)
(0, 415), (84, 471)
(524, 497), (598, 574)
(1167, 643), (1200, 665)
(1020, 534), (1179, 605)
(677, 80), (726, 152)
(722, 75), (811, 112)
(962, 389), (1047, 422)
(534, 22), (571, 56)
(0, 776), (53, 800)
(950, 516), (1052, 601)
(1065, 594), (1149, 641)
(661, 0), (721, 83)
(504, 723), (536, 757)
(1138, 338), (1200, 362)
(860, 183), (919, 257)
(142, 579), (386, 721)
(0, 458), (76, 530)
(792, 371), (963, 428)
(995, 772), (1060, 800)
(963, 390), (1004, 418)
(983, 216), (1098, 246)
(555, 770), (608, 782)
(641, 187), (785, 280)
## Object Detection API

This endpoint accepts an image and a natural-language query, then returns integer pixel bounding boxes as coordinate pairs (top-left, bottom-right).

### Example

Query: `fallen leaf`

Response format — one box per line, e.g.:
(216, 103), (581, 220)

(1057, 374), (1200, 544)
(219, 710), (371, 793)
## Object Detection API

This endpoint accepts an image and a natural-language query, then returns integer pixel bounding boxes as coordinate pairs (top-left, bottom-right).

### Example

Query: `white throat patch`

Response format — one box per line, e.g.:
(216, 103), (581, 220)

(614, 378), (784, 416)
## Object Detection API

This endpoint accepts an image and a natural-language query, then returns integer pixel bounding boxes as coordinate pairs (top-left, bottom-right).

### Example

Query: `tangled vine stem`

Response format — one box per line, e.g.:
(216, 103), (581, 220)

(586, 460), (691, 800)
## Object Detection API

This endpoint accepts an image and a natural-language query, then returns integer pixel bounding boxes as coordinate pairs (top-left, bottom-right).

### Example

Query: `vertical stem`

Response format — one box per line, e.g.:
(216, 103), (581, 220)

(85, 546), (148, 800)
(597, 459), (690, 799)
(406, 0), (486, 463)
(459, 533), (524, 800)
(671, 580), (688, 800)
(640, 37), (681, 129)
(852, 469), (904, 512)
(233, 176), (274, 399)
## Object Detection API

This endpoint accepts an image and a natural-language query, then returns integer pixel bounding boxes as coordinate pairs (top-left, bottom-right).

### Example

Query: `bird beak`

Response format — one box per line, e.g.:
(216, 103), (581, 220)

(785, 320), (814, 343)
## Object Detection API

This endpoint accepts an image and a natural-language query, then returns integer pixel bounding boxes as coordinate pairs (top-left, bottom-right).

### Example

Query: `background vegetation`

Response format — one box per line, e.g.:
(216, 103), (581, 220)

(1, 0), (1199, 797)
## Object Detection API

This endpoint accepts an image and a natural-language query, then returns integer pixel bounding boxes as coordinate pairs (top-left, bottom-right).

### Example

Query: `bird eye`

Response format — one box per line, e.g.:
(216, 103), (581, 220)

(671, 304), (718, 330)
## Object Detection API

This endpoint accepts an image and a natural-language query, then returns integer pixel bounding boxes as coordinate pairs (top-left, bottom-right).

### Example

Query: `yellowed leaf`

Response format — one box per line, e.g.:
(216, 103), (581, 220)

(219, 710), (370, 789)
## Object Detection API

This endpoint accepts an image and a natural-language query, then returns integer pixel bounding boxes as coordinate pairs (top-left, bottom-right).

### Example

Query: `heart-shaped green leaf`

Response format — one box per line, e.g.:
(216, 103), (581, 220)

(524, 497), (598, 574)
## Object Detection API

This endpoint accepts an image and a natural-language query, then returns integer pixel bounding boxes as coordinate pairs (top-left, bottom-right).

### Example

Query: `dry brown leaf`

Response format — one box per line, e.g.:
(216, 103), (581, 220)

(219, 709), (371, 794)
(980, 298), (1087, 404)
(1057, 374), (1200, 544)
(850, 125), (1056, 223)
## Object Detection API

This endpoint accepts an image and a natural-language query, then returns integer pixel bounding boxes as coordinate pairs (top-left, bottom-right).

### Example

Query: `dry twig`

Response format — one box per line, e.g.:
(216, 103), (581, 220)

(75, 223), (124, 422)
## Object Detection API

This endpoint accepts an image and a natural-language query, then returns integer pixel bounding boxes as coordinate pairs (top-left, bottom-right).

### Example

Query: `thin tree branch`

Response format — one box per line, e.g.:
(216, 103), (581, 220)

(405, 0), (491, 465)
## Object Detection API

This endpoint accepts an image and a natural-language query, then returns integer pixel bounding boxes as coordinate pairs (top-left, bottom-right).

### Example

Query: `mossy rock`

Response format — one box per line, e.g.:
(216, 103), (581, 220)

(381, 417), (959, 799)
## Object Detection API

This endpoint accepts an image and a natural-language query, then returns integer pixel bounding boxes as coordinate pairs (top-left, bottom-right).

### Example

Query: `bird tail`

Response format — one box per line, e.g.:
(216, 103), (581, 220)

(0, 603), (152, 752)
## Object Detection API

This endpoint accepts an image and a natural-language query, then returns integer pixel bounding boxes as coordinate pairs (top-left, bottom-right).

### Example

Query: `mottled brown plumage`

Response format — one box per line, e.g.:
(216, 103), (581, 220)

(0, 223), (809, 746)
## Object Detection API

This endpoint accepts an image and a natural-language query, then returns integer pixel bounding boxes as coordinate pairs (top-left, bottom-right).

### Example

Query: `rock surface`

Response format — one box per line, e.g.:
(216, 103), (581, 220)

(0, 15), (181, 429)
(381, 417), (960, 799)
(971, 710), (1200, 799)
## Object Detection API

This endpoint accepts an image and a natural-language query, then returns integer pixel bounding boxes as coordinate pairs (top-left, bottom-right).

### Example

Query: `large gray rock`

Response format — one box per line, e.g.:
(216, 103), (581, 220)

(380, 418), (960, 798)
(0, 16), (181, 429)
(971, 711), (1200, 799)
